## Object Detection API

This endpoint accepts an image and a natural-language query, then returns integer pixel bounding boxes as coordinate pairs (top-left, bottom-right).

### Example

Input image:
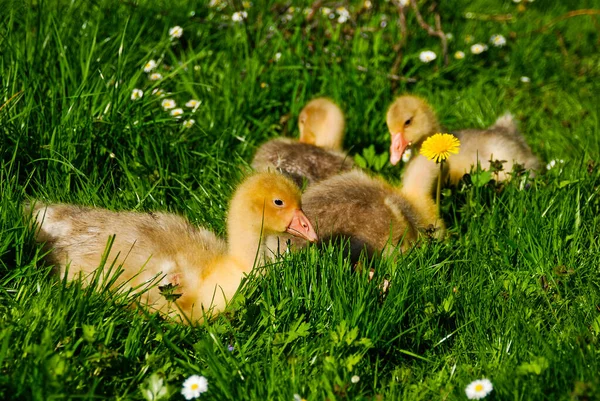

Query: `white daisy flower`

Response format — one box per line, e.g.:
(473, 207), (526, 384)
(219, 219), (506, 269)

(149, 73), (163, 81)
(419, 50), (437, 63)
(399, 0), (410, 6)
(130, 89), (143, 101)
(546, 159), (564, 170)
(321, 7), (331, 15)
(232, 11), (248, 22)
(161, 99), (176, 110)
(274, 52), (282, 62)
(143, 60), (157, 72)
(169, 26), (183, 39)
(185, 99), (200, 109)
(446, 32), (454, 41)
(364, 0), (372, 9)
(181, 375), (208, 400)
(470, 43), (488, 54)
(337, 7), (350, 23)
(209, 0), (222, 6)
(183, 119), (195, 128)
(171, 108), (184, 118)
(293, 394), (306, 401)
(490, 34), (507, 47)
(402, 148), (413, 163)
(351, 375), (360, 383)
(520, 76), (531, 83)
(465, 378), (493, 400)
(454, 51), (465, 59)
(464, 34), (474, 44)
(513, 0), (522, 3)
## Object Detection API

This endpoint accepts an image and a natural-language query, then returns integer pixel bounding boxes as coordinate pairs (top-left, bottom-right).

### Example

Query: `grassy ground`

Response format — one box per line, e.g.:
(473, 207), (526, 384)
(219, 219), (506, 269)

(1, 0), (600, 400)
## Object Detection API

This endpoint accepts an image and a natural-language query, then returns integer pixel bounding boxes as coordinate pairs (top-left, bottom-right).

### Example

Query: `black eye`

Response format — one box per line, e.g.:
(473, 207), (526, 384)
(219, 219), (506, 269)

(273, 199), (284, 207)
(405, 118), (412, 126)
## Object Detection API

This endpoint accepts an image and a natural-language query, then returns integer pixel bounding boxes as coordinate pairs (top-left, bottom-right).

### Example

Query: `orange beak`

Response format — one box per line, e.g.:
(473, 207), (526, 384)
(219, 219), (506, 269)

(390, 132), (409, 166)
(286, 209), (318, 242)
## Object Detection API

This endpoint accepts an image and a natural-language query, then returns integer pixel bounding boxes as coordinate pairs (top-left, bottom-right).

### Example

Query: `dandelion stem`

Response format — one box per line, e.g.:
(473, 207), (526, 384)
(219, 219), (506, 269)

(436, 161), (443, 216)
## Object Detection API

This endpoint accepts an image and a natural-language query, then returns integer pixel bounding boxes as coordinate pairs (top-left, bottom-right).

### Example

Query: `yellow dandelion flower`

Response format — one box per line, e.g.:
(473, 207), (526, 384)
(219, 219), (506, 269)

(420, 133), (461, 163)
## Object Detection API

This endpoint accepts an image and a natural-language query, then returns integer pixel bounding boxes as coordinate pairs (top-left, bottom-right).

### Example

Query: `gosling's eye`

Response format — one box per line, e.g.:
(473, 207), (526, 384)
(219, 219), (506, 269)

(405, 118), (412, 126)
(273, 199), (284, 207)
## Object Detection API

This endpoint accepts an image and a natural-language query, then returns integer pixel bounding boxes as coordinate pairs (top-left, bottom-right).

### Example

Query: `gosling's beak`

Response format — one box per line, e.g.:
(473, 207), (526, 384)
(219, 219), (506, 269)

(390, 132), (409, 166)
(286, 209), (318, 242)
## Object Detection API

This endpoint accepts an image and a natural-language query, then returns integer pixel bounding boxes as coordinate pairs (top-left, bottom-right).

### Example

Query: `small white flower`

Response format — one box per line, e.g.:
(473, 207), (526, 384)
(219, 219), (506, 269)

(402, 148), (413, 163)
(232, 11), (248, 22)
(380, 19), (388, 28)
(520, 76), (531, 83)
(130, 89), (143, 101)
(465, 378), (493, 400)
(181, 375), (208, 400)
(143, 60), (157, 72)
(470, 43), (488, 54)
(171, 108), (184, 118)
(446, 33), (454, 41)
(274, 52), (282, 62)
(513, 0), (521, 3)
(321, 7), (331, 15)
(364, 0), (372, 9)
(419, 50), (437, 63)
(546, 159), (564, 170)
(183, 119), (195, 128)
(336, 7), (350, 23)
(490, 34), (507, 47)
(454, 51), (465, 60)
(292, 394), (306, 401)
(399, 0), (410, 6)
(169, 26), (183, 39)
(464, 34), (474, 44)
(209, 0), (221, 6)
(161, 99), (176, 110)
(149, 72), (163, 81)
(351, 375), (360, 383)
(185, 99), (200, 109)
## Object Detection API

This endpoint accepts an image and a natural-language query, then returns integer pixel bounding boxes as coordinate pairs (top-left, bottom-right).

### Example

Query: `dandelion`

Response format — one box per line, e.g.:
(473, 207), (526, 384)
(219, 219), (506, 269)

(232, 11), (248, 22)
(454, 51), (465, 60)
(351, 375), (360, 383)
(520, 76), (531, 83)
(169, 26), (183, 39)
(260, 82), (268, 89)
(421, 133), (461, 213)
(149, 72), (163, 81)
(161, 99), (176, 110)
(131, 89), (143, 101)
(419, 50), (437, 63)
(402, 147), (413, 163)
(465, 378), (493, 399)
(171, 108), (184, 118)
(470, 43), (488, 54)
(183, 119), (195, 129)
(143, 60), (157, 72)
(181, 375), (208, 400)
(490, 34), (507, 47)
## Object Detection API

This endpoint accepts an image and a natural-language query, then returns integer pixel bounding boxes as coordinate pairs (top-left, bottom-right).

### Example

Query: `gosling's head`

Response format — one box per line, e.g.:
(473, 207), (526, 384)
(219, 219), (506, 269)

(298, 97), (346, 151)
(386, 95), (440, 165)
(230, 172), (318, 242)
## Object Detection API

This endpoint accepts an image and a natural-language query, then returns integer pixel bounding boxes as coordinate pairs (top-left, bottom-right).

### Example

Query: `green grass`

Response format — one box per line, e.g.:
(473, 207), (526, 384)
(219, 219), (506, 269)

(1, 0), (600, 399)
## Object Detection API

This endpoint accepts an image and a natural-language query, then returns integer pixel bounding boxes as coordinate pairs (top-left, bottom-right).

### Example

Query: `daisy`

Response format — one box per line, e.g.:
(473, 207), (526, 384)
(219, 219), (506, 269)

(149, 72), (162, 81)
(161, 98), (176, 110)
(364, 0), (372, 9)
(337, 7), (350, 24)
(520, 76), (531, 83)
(419, 50), (437, 63)
(490, 34), (507, 47)
(465, 378), (493, 399)
(185, 99), (200, 109)
(169, 26), (183, 39)
(274, 52), (282, 62)
(464, 34), (474, 44)
(454, 51), (465, 60)
(232, 11), (248, 22)
(143, 60), (157, 72)
(293, 394), (307, 401)
(130, 89), (143, 101)
(152, 88), (165, 96)
(171, 108), (184, 118)
(351, 375), (360, 383)
(183, 119), (195, 128)
(470, 43), (488, 54)
(181, 375), (208, 400)
(321, 7), (331, 16)
(402, 148), (413, 163)
(399, 0), (410, 6)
